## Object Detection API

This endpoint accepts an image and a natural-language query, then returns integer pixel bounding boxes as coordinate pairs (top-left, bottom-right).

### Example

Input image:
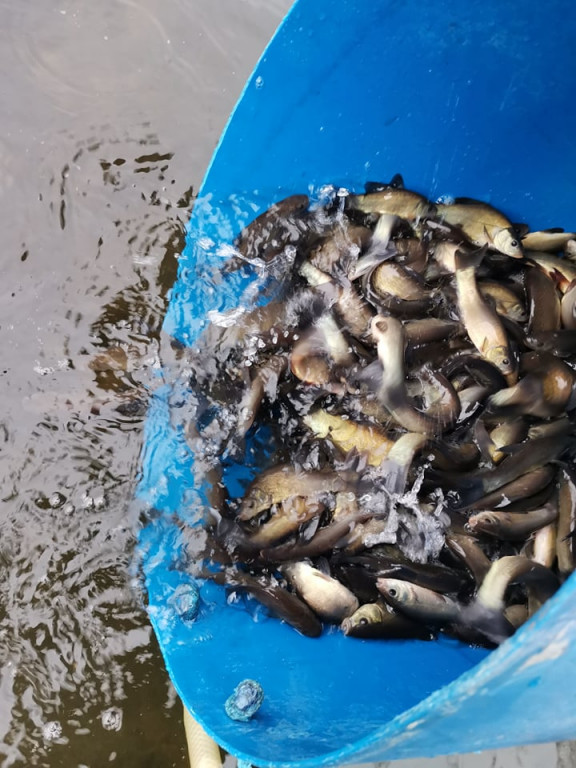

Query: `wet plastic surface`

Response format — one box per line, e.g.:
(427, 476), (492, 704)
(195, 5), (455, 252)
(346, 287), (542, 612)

(138, 0), (576, 764)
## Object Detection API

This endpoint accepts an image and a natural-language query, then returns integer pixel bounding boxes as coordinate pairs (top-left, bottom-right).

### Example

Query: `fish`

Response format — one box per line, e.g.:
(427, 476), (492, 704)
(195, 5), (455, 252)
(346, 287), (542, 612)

(462, 555), (559, 644)
(239, 465), (351, 521)
(213, 570), (322, 637)
(478, 280), (527, 323)
(525, 267), (561, 333)
(522, 229), (576, 252)
(557, 469), (576, 579)
(436, 199), (523, 258)
(527, 251), (576, 291)
(444, 533), (492, 586)
(524, 329), (576, 357)
(341, 601), (432, 639)
(247, 495), (326, 548)
(225, 194), (310, 271)
(282, 561), (359, 622)
(467, 503), (558, 541)
(302, 409), (395, 467)
(307, 222), (372, 277)
(487, 357), (576, 418)
(289, 313), (355, 391)
(371, 315), (455, 435)
(236, 355), (289, 439)
(376, 578), (460, 625)
(463, 465), (557, 511)
(363, 262), (435, 317)
(347, 187), (434, 222)
(561, 279), (576, 330)
(453, 248), (517, 382)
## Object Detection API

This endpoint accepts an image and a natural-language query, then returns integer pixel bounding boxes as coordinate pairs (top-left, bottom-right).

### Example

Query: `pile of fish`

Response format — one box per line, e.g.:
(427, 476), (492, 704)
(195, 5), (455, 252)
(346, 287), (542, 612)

(183, 176), (576, 647)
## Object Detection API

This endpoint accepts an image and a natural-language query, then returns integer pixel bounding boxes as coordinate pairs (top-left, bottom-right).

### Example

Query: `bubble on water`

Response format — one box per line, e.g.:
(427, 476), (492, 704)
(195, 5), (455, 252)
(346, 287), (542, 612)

(49, 492), (66, 509)
(100, 706), (123, 732)
(254, 75), (264, 89)
(436, 194), (455, 205)
(42, 721), (62, 741)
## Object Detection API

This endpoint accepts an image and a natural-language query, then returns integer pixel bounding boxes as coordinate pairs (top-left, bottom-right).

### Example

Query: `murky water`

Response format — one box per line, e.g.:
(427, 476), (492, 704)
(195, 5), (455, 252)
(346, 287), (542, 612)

(0, 1), (574, 767)
(0, 1), (290, 764)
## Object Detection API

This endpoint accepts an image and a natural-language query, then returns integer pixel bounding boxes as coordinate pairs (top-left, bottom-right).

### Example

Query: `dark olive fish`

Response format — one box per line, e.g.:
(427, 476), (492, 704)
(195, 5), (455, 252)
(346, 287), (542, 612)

(525, 267), (561, 333)
(212, 570), (322, 637)
(341, 601), (433, 639)
(557, 469), (576, 579)
(467, 503), (558, 541)
(524, 329), (576, 358)
(463, 465), (557, 511)
(259, 511), (373, 562)
(347, 187), (435, 222)
(225, 194), (310, 272)
(444, 533), (492, 586)
(239, 465), (351, 521)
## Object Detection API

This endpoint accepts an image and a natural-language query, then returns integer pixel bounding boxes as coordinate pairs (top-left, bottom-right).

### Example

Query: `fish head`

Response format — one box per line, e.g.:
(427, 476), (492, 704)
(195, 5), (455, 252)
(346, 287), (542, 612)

(376, 577), (414, 608)
(486, 345), (515, 377)
(467, 512), (500, 535)
(341, 603), (383, 634)
(493, 228), (523, 259)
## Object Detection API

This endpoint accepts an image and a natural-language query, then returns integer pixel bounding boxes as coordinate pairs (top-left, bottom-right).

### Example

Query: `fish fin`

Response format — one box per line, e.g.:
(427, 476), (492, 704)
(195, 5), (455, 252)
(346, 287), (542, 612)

(452, 196), (482, 206)
(512, 223), (530, 238)
(364, 174), (405, 194)
(388, 173), (405, 189)
(453, 245), (488, 271)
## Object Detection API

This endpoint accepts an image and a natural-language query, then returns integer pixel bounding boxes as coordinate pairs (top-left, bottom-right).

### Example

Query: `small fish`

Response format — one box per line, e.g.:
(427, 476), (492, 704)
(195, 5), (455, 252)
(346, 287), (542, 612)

(454, 248), (517, 382)
(364, 262), (434, 317)
(247, 496), (325, 548)
(214, 570), (322, 637)
(560, 279), (576, 330)
(236, 356), (289, 438)
(557, 469), (576, 579)
(347, 187), (434, 222)
(239, 466), (351, 521)
(308, 222), (372, 277)
(302, 409), (395, 467)
(525, 267), (561, 333)
(444, 533), (492, 586)
(403, 318), (461, 345)
(463, 555), (559, 644)
(376, 578), (460, 624)
(371, 315), (455, 435)
(478, 280), (527, 323)
(487, 357), (576, 419)
(436, 199), (523, 258)
(226, 194), (310, 271)
(282, 561), (359, 623)
(524, 329), (576, 357)
(467, 503), (558, 541)
(521, 229), (576, 252)
(341, 601), (432, 639)
(290, 313), (355, 391)
(527, 251), (576, 292)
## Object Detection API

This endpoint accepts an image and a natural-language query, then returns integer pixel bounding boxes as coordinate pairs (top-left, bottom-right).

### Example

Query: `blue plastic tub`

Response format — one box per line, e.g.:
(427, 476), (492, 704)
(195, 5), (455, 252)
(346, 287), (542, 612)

(138, 0), (576, 764)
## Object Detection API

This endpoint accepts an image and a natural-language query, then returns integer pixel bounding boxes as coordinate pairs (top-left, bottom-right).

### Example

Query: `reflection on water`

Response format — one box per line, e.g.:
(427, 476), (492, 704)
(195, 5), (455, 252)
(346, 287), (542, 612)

(0, 0), (292, 762)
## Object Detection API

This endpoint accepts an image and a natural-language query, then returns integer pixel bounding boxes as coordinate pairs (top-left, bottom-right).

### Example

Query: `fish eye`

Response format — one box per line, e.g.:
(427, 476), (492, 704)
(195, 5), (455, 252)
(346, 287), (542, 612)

(510, 240), (518, 247)
(388, 587), (397, 597)
(501, 358), (509, 366)
(359, 618), (368, 625)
